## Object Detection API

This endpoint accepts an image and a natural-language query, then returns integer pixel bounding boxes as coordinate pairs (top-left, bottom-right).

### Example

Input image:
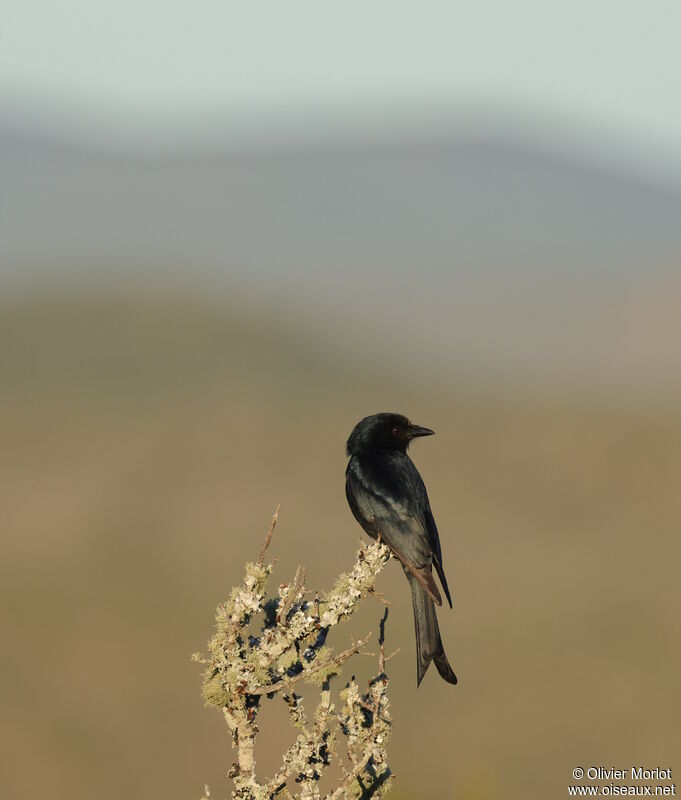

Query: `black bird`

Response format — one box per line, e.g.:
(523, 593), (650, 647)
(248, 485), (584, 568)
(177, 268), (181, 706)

(345, 412), (457, 686)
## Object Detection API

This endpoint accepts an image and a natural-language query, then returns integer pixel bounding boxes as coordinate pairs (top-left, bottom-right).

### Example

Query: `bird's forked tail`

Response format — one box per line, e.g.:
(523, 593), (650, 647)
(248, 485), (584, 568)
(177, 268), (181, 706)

(406, 571), (457, 686)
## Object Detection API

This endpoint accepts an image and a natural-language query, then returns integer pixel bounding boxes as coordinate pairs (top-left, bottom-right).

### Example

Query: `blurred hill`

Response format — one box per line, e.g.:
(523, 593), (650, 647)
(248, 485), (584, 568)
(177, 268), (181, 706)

(2, 120), (681, 391)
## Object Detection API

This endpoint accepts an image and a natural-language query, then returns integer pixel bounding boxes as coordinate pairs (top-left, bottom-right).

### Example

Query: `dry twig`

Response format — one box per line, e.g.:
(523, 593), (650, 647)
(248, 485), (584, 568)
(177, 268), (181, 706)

(196, 508), (394, 800)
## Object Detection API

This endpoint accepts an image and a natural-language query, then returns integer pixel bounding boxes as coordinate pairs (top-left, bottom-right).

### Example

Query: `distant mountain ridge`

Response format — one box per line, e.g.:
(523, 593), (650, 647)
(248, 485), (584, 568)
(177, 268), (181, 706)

(2, 119), (680, 391)
(3, 119), (681, 282)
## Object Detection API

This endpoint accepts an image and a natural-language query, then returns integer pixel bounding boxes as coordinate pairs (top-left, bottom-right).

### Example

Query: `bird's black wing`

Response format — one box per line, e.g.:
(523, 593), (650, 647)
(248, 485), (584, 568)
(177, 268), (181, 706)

(346, 461), (443, 605)
(389, 455), (453, 610)
(424, 504), (452, 609)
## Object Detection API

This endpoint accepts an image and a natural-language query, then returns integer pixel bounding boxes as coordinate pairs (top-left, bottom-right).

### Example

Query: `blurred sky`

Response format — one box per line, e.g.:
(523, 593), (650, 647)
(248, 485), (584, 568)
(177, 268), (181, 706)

(2, 1), (681, 169)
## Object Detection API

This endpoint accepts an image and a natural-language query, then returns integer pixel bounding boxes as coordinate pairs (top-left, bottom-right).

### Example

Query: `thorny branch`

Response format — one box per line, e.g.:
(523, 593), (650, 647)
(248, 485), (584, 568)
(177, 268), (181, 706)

(195, 508), (394, 800)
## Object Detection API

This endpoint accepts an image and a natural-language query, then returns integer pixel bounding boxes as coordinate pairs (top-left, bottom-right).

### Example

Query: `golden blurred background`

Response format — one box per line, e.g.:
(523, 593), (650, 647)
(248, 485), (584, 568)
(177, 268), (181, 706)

(2, 290), (680, 799)
(2, 4), (681, 798)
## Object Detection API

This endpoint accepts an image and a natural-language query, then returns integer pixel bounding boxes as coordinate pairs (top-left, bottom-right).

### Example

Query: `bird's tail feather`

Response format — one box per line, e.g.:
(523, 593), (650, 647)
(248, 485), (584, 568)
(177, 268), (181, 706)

(407, 572), (457, 686)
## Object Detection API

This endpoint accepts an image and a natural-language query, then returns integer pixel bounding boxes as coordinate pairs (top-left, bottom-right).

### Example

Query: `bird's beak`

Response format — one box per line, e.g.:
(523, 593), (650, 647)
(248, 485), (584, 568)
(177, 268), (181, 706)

(408, 424), (435, 439)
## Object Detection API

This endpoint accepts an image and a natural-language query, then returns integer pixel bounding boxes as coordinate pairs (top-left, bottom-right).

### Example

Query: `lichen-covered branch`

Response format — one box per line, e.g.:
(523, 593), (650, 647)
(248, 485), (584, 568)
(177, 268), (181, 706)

(194, 509), (394, 800)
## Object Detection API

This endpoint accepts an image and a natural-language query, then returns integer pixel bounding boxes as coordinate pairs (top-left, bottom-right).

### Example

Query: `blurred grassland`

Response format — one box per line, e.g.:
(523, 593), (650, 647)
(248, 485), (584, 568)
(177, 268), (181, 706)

(1, 292), (680, 800)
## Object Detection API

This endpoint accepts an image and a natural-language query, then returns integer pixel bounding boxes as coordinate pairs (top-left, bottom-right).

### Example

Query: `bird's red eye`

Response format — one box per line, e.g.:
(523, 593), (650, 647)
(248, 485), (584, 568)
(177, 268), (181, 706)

(392, 426), (400, 435)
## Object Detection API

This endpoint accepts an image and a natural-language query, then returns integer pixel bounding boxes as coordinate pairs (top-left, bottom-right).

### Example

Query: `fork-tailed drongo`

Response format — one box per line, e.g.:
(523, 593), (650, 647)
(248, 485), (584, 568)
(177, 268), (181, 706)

(345, 412), (457, 686)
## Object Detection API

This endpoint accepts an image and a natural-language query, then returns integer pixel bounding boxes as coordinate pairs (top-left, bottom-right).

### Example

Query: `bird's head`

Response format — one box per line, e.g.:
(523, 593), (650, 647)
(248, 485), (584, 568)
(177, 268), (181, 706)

(346, 412), (434, 456)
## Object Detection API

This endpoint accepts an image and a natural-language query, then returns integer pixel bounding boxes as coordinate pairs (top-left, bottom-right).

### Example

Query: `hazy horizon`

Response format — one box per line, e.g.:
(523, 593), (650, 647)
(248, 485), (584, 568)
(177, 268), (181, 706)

(4, 2), (681, 171)
(3, 110), (680, 396)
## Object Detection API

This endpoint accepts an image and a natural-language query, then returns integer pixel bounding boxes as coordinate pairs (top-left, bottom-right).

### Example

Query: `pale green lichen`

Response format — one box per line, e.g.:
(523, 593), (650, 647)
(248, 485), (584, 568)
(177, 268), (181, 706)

(196, 510), (393, 799)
